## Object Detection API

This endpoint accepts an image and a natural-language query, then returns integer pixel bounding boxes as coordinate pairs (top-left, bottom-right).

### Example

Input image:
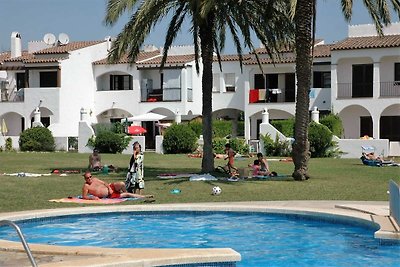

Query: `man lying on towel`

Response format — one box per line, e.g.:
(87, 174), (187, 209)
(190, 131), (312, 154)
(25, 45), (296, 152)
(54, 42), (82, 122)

(82, 171), (153, 200)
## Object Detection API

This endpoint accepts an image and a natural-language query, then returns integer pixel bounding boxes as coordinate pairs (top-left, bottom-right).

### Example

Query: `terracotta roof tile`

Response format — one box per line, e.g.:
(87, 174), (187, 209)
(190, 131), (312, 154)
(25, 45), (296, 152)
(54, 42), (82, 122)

(213, 54), (252, 62)
(93, 50), (160, 65)
(244, 56), (296, 65)
(313, 44), (332, 57)
(137, 50), (161, 62)
(137, 54), (195, 66)
(331, 35), (400, 50)
(34, 41), (104, 54)
(3, 51), (34, 62)
(24, 58), (65, 64)
(0, 52), (11, 63)
(253, 45), (293, 54)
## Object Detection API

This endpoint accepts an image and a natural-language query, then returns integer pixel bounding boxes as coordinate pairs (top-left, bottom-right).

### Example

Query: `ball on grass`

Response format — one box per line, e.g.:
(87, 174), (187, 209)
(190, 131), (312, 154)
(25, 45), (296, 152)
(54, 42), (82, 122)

(212, 186), (222, 195)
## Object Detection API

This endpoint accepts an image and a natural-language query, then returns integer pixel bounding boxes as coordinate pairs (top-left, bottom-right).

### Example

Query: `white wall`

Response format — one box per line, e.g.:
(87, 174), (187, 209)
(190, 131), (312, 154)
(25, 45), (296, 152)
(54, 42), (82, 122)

(334, 136), (389, 158)
(212, 60), (246, 112)
(58, 42), (109, 136)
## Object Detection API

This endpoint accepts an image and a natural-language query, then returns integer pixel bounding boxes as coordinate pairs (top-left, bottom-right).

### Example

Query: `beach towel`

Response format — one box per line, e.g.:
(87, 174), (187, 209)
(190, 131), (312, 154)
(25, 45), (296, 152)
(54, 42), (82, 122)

(3, 172), (52, 177)
(157, 173), (196, 179)
(254, 174), (292, 180)
(51, 169), (82, 174)
(189, 173), (217, 181)
(49, 197), (138, 204)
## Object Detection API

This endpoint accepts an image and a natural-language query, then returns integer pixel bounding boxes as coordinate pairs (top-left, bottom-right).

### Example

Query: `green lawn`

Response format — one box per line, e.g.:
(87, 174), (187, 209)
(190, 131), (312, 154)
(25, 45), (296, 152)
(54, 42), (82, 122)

(0, 152), (399, 213)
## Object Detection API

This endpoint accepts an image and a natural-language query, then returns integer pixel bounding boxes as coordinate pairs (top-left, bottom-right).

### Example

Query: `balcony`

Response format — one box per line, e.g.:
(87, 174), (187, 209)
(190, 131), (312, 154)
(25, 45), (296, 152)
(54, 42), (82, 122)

(380, 81), (400, 97)
(141, 87), (181, 102)
(337, 82), (400, 99)
(0, 88), (24, 102)
(249, 88), (295, 104)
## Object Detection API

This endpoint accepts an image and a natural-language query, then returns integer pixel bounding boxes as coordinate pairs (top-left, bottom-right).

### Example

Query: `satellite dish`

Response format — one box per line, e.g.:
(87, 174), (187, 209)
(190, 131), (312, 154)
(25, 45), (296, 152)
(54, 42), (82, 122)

(43, 33), (56, 45)
(58, 33), (69, 45)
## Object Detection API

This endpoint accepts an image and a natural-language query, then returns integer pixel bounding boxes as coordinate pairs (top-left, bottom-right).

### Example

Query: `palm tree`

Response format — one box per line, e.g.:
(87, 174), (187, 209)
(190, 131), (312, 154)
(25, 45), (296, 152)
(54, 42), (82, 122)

(105, 0), (294, 173)
(291, 0), (400, 181)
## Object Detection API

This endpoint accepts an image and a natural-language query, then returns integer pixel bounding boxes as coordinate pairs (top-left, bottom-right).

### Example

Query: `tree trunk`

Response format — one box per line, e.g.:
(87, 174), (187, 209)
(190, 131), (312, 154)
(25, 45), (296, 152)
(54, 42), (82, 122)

(292, 0), (313, 181)
(199, 19), (215, 173)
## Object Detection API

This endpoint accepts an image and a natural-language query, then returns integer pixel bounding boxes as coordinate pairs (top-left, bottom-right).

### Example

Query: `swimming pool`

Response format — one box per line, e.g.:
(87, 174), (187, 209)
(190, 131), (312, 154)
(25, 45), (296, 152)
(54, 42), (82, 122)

(0, 211), (399, 266)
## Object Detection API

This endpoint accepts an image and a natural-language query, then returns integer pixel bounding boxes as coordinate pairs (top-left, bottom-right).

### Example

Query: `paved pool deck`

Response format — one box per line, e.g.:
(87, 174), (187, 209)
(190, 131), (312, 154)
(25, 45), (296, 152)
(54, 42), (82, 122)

(0, 201), (399, 267)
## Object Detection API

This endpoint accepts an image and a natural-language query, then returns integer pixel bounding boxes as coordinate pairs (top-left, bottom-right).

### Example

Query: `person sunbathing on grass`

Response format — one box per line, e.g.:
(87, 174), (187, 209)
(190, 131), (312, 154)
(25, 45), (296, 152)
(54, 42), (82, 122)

(88, 149), (102, 171)
(82, 171), (153, 200)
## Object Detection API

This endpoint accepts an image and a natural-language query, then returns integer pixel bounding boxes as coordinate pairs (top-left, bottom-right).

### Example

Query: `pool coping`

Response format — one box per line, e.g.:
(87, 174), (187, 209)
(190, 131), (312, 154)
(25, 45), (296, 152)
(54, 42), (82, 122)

(0, 201), (399, 266)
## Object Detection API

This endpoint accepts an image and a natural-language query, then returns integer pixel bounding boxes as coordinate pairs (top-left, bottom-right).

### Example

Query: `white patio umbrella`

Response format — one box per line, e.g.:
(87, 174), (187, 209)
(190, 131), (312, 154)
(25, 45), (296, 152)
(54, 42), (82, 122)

(1, 118), (8, 136)
(121, 112), (167, 122)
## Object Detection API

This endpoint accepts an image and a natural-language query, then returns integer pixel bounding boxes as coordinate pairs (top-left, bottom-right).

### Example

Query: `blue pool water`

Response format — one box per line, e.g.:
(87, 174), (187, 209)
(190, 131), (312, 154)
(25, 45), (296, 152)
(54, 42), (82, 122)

(0, 212), (399, 266)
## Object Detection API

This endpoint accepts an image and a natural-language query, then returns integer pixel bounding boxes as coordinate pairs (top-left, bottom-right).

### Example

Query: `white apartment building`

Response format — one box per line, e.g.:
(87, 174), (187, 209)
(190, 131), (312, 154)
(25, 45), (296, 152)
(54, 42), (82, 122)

(0, 23), (399, 155)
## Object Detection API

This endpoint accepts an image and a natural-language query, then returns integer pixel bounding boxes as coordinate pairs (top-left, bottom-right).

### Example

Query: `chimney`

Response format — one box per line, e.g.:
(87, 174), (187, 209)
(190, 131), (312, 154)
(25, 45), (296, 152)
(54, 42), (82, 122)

(11, 32), (22, 58)
(104, 36), (112, 52)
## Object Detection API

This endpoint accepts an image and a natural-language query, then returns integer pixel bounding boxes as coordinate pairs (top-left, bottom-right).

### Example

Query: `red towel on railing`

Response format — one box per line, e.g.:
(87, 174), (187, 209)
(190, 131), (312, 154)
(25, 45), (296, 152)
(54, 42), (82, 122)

(249, 89), (259, 103)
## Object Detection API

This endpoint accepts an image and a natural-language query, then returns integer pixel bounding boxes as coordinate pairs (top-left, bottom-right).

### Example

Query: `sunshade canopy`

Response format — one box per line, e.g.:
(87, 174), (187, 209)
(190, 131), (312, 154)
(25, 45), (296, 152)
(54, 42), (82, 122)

(122, 112), (167, 122)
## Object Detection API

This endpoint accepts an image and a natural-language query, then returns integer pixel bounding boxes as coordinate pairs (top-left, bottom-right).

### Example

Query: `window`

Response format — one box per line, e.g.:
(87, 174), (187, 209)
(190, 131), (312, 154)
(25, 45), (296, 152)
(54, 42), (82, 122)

(16, 73), (25, 89)
(266, 74), (278, 89)
(352, 64), (373, 97)
(254, 74), (265, 89)
(380, 116), (400, 141)
(40, 71), (57, 87)
(110, 75), (132, 90)
(213, 74), (220, 92)
(395, 63), (400, 81)
(285, 73), (296, 102)
(360, 116), (373, 138)
(224, 73), (236, 92)
(313, 71), (331, 88)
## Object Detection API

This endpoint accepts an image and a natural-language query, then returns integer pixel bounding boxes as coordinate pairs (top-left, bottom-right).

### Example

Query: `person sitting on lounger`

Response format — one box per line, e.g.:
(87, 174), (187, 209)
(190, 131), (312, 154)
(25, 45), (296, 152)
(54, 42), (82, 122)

(88, 149), (118, 172)
(248, 159), (276, 177)
(89, 149), (102, 171)
(82, 171), (153, 200)
(257, 152), (271, 176)
(249, 160), (262, 176)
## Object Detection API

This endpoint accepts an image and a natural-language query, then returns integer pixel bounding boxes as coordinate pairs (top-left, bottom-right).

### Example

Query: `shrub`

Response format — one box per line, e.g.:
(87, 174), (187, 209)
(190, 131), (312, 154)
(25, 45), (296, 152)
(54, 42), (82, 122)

(212, 137), (227, 154)
(237, 121), (245, 137)
(228, 138), (250, 155)
(189, 120), (244, 138)
(5, 137), (13, 151)
(212, 137), (249, 155)
(89, 131), (131, 153)
(260, 133), (291, 157)
(68, 137), (78, 151)
(188, 121), (202, 137)
(213, 120), (232, 138)
(19, 127), (55, 151)
(92, 123), (113, 135)
(320, 114), (344, 137)
(271, 118), (295, 137)
(163, 123), (198, 154)
(308, 122), (333, 158)
(112, 122), (126, 134)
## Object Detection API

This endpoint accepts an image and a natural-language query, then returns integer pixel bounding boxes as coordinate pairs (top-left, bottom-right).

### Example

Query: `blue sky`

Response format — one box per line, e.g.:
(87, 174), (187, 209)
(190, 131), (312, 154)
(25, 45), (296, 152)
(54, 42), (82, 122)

(0, 0), (399, 53)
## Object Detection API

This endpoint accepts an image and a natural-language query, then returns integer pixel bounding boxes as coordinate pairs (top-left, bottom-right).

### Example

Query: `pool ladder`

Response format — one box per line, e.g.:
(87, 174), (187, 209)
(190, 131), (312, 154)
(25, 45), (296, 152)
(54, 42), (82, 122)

(0, 220), (38, 267)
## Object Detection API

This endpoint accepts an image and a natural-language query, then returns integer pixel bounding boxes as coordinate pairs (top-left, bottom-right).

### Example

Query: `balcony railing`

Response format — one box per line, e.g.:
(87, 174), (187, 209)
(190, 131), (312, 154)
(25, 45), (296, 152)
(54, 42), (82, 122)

(337, 82), (373, 98)
(337, 82), (400, 99)
(249, 88), (295, 104)
(0, 87), (24, 102)
(141, 87), (181, 102)
(380, 81), (400, 97)
(337, 83), (352, 99)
